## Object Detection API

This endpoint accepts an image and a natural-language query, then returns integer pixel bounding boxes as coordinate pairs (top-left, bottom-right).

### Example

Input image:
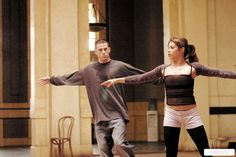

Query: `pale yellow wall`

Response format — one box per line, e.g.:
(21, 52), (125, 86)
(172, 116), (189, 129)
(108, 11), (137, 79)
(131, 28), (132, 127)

(127, 101), (164, 142)
(30, 0), (50, 156)
(207, 0), (236, 147)
(163, 0), (236, 150)
(30, 0), (92, 157)
(127, 102), (148, 141)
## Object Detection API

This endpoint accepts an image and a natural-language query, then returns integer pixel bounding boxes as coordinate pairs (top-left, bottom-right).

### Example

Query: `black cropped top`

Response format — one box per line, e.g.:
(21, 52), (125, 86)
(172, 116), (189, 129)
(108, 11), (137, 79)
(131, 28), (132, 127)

(164, 67), (196, 106)
(125, 62), (236, 105)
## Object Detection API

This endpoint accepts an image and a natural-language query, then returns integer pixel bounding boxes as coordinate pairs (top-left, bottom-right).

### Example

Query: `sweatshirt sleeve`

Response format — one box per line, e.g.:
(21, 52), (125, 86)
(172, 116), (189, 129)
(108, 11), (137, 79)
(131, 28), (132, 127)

(50, 70), (85, 86)
(192, 62), (236, 79)
(125, 64), (165, 84)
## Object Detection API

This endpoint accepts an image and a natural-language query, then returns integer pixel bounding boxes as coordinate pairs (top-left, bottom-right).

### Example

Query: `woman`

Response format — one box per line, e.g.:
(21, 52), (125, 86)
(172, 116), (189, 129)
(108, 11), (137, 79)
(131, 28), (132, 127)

(101, 37), (236, 157)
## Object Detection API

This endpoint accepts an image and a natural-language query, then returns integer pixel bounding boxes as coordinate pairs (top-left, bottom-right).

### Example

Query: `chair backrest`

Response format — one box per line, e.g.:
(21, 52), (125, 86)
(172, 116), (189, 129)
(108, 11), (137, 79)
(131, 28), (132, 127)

(58, 116), (74, 139)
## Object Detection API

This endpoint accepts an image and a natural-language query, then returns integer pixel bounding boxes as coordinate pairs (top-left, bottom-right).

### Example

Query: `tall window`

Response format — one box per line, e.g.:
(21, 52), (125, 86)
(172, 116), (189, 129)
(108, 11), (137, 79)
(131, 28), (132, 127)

(88, 0), (107, 61)
(88, 3), (96, 52)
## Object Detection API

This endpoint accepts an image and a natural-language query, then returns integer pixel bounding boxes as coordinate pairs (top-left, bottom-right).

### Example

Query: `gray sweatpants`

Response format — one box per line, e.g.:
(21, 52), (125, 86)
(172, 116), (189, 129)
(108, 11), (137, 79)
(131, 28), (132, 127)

(95, 118), (135, 157)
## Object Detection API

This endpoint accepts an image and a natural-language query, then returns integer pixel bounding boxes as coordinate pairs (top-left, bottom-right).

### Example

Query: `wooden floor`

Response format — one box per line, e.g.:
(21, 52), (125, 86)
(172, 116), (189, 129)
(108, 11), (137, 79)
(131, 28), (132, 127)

(0, 146), (200, 157)
(93, 142), (166, 155)
(0, 145), (235, 157)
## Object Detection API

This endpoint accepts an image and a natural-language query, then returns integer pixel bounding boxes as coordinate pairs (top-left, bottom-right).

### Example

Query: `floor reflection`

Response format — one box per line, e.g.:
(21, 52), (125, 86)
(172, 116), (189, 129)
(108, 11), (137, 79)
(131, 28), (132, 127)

(0, 147), (30, 157)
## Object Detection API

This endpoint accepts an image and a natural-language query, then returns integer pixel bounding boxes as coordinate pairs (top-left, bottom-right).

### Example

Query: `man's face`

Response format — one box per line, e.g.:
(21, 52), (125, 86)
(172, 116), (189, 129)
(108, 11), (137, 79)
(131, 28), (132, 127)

(95, 43), (111, 63)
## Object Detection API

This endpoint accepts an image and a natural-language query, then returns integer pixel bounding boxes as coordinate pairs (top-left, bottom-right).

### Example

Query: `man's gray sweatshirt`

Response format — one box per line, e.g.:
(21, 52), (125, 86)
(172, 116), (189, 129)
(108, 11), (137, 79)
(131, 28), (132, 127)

(50, 60), (144, 124)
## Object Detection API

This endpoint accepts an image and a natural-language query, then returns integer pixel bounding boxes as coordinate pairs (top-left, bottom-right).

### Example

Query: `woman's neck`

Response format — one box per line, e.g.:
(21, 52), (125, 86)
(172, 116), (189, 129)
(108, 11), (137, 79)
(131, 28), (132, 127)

(171, 58), (186, 67)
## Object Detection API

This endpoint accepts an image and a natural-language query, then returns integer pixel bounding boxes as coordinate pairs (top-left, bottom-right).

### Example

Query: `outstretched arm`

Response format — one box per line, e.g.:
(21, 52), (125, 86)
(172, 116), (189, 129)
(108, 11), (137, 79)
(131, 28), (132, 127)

(101, 78), (125, 87)
(192, 62), (236, 79)
(38, 70), (85, 86)
(102, 64), (167, 87)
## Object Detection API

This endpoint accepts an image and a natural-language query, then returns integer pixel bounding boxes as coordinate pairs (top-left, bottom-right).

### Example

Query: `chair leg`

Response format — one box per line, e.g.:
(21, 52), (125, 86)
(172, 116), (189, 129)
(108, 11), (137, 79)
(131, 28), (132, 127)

(58, 144), (62, 157)
(50, 142), (53, 157)
(61, 143), (64, 157)
(69, 141), (73, 157)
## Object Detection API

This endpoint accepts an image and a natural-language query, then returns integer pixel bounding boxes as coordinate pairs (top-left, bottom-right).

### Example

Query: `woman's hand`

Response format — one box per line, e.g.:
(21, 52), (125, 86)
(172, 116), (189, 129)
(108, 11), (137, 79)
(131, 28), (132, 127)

(191, 68), (197, 79)
(101, 79), (117, 87)
(101, 78), (125, 87)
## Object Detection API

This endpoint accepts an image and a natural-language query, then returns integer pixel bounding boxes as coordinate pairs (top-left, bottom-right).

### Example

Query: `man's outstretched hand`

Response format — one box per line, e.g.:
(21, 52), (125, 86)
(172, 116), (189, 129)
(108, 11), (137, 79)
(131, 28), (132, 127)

(38, 76), (51, 86)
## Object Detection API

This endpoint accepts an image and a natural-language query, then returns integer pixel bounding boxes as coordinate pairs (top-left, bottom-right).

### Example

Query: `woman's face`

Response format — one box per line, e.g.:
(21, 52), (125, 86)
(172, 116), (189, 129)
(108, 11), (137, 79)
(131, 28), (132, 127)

(167, 41), (183, 60)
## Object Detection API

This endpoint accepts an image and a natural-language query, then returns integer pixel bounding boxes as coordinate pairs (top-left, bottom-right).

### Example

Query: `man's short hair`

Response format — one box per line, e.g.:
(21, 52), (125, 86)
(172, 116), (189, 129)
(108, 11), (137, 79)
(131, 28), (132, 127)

(95, 39), (109, 47)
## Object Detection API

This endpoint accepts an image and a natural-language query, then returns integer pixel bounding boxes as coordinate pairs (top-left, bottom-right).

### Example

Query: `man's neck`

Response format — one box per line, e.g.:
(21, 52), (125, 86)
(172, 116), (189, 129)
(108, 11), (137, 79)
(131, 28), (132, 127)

(98, 58), (111, 64)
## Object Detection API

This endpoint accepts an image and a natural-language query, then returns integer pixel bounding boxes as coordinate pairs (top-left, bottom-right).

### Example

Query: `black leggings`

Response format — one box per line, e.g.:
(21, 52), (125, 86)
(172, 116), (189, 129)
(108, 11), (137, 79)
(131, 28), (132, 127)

(164, 125), (211, 157)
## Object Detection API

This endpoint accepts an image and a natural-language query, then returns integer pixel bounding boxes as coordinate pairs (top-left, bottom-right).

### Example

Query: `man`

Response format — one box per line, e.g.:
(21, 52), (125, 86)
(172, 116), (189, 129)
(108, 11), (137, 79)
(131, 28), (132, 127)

(39, 39), (144, 157)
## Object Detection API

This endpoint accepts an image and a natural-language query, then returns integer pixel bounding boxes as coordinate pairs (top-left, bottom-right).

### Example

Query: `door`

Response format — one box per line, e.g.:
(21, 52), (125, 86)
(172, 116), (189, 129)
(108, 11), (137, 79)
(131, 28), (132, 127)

(0, 0), (30, 146)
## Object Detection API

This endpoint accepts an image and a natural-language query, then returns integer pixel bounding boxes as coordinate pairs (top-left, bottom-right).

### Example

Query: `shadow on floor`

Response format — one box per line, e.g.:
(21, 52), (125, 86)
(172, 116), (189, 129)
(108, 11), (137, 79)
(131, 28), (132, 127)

(93, 141), (165, 155)
(132, 141), (165, 153)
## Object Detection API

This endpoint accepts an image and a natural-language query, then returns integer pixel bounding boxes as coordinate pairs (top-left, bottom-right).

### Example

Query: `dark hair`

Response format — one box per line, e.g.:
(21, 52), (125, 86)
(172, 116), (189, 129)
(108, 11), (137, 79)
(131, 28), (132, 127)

(95, 39), (110, 47)
(168, 37), (199, 63)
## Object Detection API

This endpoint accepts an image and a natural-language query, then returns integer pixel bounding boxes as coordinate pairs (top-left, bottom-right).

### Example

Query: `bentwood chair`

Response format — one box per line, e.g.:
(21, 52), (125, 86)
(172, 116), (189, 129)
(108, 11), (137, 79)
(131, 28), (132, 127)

(50, 116), (74, 157)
